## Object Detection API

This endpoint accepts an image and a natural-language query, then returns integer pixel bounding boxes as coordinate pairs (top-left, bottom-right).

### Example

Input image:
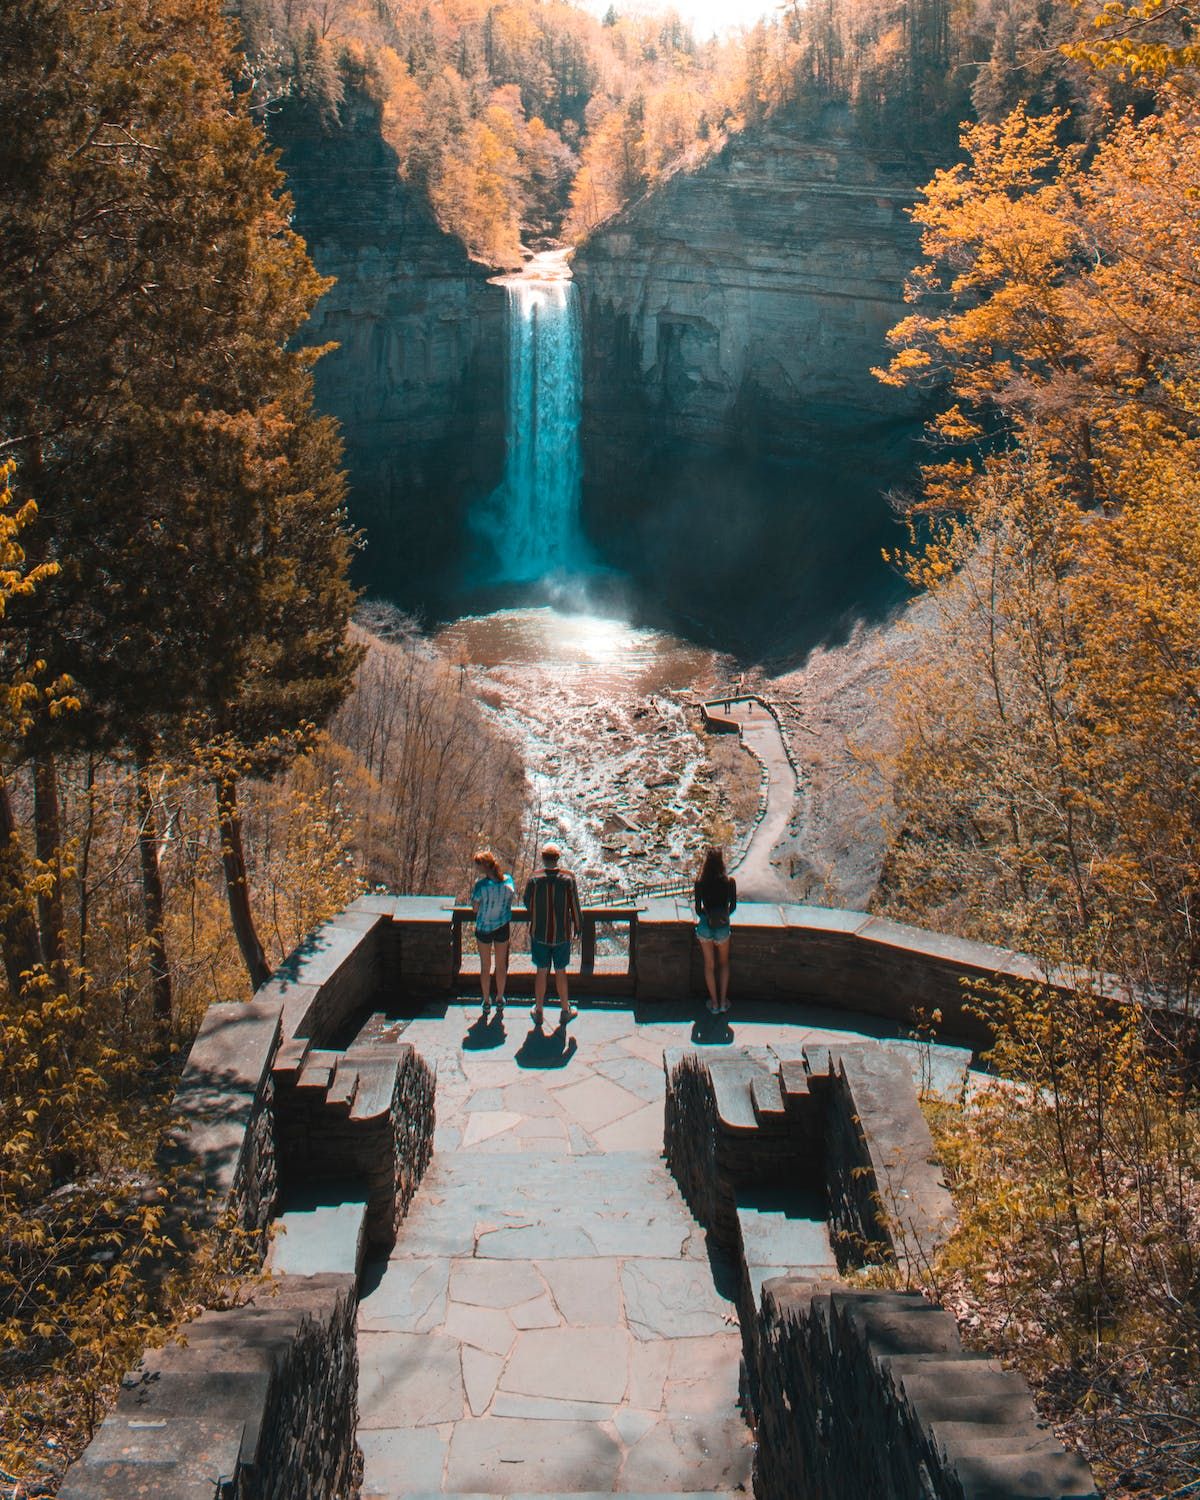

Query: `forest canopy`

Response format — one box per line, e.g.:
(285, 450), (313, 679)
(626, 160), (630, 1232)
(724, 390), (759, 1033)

(234, 0), (1161, 263)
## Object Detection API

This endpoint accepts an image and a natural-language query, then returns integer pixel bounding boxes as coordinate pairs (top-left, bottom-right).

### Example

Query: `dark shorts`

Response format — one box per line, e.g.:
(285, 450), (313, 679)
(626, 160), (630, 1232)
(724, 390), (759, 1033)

(531, 938), (571, 971)
(476, 922), (511, 945)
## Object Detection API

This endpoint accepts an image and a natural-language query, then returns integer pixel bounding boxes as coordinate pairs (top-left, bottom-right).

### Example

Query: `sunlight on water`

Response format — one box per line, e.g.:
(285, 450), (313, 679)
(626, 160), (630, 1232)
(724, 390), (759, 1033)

(435, 606), (726, 890)
(436, 606), (716, 697)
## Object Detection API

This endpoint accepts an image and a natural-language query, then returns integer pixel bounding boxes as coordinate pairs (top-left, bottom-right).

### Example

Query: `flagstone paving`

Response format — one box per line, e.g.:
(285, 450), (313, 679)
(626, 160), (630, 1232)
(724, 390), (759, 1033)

(358, 999), (973, 1498)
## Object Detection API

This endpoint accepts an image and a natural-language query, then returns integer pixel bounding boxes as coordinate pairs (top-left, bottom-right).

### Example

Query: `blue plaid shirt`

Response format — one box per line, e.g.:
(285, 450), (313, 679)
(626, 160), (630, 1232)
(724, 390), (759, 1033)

(472, 874), (515, 933)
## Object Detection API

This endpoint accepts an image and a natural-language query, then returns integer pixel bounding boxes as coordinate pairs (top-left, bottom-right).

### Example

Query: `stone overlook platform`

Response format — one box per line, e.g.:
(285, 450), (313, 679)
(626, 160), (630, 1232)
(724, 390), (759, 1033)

(61, 895), (1101, 1500)
(351, 999), (960, 1498)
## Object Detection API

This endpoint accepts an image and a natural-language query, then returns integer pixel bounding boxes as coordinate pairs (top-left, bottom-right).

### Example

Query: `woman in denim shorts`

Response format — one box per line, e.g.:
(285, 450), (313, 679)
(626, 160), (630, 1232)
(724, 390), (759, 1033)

(471, 849), (515, 1018)
(694, 845), (737, 1013)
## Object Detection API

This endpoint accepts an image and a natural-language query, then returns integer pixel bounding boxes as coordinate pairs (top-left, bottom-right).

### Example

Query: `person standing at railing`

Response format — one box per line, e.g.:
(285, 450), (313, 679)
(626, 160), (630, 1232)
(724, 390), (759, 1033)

(695, 845), (736, 1014)
(472, 849), (515, 1021)
(523, 843), (583, 1029)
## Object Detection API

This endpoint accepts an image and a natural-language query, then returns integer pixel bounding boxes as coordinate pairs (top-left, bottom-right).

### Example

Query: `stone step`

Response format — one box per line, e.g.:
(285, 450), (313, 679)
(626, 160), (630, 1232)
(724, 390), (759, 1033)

(779, 1057), (814, 1101)
(325, 1056), (361, 1112)
(272, 1033), (313, 1084)
(750, 1072), (787, 1123)
(707, 1056), (770, 1133)
(296, 1048), (340, 1093)
(735, 1191), (839, 1300)
(884, 1357), (1035, 1422)
(267, 1190), (368, 1278)
(348, 1054), (402, 1122)
(800, 1043), (834, 1076)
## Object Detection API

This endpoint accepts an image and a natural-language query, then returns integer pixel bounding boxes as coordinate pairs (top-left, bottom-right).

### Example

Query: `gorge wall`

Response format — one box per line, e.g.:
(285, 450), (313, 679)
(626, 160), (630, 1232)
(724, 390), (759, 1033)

(573, 106), (937, 657)
(271, 96), (940, 652)
(271, 94), (505, 606)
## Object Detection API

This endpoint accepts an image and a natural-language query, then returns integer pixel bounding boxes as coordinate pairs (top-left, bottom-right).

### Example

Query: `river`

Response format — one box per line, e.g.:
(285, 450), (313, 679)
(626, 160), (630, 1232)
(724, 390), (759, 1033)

(433, 605), (761, 896)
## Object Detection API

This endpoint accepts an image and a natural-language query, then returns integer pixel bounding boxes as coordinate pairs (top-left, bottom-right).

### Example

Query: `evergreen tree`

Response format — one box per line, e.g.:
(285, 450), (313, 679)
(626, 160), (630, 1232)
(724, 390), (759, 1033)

(0, 0), (356, 1016)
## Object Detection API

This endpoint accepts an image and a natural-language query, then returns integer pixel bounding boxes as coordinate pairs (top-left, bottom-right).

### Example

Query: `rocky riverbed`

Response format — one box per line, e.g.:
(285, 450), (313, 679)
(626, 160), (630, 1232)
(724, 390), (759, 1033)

(433, 597), (923, 911)
(435, 608), (762, 897)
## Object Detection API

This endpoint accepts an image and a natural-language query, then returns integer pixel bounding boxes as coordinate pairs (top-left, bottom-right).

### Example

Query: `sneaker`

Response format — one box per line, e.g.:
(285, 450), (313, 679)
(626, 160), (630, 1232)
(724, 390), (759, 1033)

(559, 1006), (577, 1024)
(530, 1007), (544, 1027)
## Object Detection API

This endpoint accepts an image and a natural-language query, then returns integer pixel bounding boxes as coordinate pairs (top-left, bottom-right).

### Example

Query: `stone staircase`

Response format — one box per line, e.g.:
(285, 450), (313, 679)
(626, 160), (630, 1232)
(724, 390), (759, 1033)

(271, 1031), (434, 1249)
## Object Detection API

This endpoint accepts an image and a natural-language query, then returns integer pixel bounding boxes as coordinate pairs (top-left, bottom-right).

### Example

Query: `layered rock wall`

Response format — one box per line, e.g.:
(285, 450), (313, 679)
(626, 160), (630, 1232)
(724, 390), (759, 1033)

(271, 94), (504, 602)
(573, 106), (938, 652)
(577, 108), (927, 459)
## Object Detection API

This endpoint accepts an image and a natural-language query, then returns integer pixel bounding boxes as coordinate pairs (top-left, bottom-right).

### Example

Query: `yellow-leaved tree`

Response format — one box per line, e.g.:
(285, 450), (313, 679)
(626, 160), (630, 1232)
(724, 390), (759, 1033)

(873, 77), (1200, 1493)
(0, 463), (181, 1480)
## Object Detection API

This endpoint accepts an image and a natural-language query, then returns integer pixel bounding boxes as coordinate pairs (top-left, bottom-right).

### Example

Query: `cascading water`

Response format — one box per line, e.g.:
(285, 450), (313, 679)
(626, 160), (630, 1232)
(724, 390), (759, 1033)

(486, 251), (588, 582)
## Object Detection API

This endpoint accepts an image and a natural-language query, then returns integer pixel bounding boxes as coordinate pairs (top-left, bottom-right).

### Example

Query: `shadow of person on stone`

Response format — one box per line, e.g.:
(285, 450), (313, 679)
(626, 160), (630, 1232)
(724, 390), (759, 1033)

(462, 1010), (507, 1051)
(691, 1013), (735, 1046)
(515, 1024), (578, 1070)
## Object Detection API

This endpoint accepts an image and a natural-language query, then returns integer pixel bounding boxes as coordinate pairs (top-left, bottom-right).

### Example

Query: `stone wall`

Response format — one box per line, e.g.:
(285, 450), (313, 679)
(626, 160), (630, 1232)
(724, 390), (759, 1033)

(257, 904), (396, 1045)
(664, 1043), (1098, 1499)
(662, 1050), (721, 1232)
(60, 1274), (361, 1500)
(299, 895), (1104, 1058)
(754, 1280), (1099, 1500)
(631, 900), (1064, 1049)
(63, 896), (438, 1497)
(260, 895), (437, 1246)
(275, 1040), (435, 1247)
(810, 1042), (956, 1277)
(663, 1041), (951, 1302)
(163, 999), (283, 1246)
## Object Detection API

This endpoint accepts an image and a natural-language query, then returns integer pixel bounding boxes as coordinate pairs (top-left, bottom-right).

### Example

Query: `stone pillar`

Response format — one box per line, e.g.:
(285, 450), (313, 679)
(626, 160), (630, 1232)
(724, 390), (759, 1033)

(391, 895), (456, 998)
(633, 898), (694, 1001)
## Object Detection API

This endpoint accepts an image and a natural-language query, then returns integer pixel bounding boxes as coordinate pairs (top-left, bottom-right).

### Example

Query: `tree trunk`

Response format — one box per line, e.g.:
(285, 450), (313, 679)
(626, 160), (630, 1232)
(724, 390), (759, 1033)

(33, 751), (69, 993)
(216, 774), (271, 992)
(136, 758), (172, 1025)
(77, 755), (97, 986)
(0, 771), (46, 995)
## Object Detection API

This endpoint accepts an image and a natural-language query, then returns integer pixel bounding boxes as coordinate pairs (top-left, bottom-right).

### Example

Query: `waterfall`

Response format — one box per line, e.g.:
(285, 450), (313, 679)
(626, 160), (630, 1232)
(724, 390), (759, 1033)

(486, 254), (587, 582)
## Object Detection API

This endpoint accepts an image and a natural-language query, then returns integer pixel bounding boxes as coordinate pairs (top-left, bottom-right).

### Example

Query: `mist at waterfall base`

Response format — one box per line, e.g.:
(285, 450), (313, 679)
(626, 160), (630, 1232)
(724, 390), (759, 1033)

(584, 436), (910, 662)
(455, 432), (907, 665)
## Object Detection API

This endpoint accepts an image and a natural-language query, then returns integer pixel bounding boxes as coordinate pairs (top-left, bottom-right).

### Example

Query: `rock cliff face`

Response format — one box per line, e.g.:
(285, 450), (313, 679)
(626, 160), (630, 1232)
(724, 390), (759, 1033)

(573, 107), (937, 658)
(271, 95), (505, 606)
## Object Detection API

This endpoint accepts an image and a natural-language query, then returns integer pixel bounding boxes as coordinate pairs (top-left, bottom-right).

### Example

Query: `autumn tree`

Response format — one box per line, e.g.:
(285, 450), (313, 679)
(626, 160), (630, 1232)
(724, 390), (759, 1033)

(877, 98), (1200, 512)
(243, 0), (737, 257)
(871, 73), (1200, 1483)
(0, 0), (351, 1019)
(191, 380), (361, 992)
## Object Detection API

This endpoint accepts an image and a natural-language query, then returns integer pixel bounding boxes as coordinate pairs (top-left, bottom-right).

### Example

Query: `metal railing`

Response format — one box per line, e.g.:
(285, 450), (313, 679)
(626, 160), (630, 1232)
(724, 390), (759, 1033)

(450, 903), (641, 977)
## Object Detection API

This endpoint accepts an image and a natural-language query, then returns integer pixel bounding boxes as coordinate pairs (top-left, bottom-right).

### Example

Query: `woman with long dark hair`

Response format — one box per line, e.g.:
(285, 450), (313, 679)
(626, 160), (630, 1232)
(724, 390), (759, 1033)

(694, 845), (736, 1013)
(471, 848), (515, 1019)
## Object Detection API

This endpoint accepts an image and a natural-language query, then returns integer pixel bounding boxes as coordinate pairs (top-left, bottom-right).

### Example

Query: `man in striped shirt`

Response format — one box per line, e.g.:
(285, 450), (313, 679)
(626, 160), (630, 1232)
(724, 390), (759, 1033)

(523, 843), (583, 1029)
